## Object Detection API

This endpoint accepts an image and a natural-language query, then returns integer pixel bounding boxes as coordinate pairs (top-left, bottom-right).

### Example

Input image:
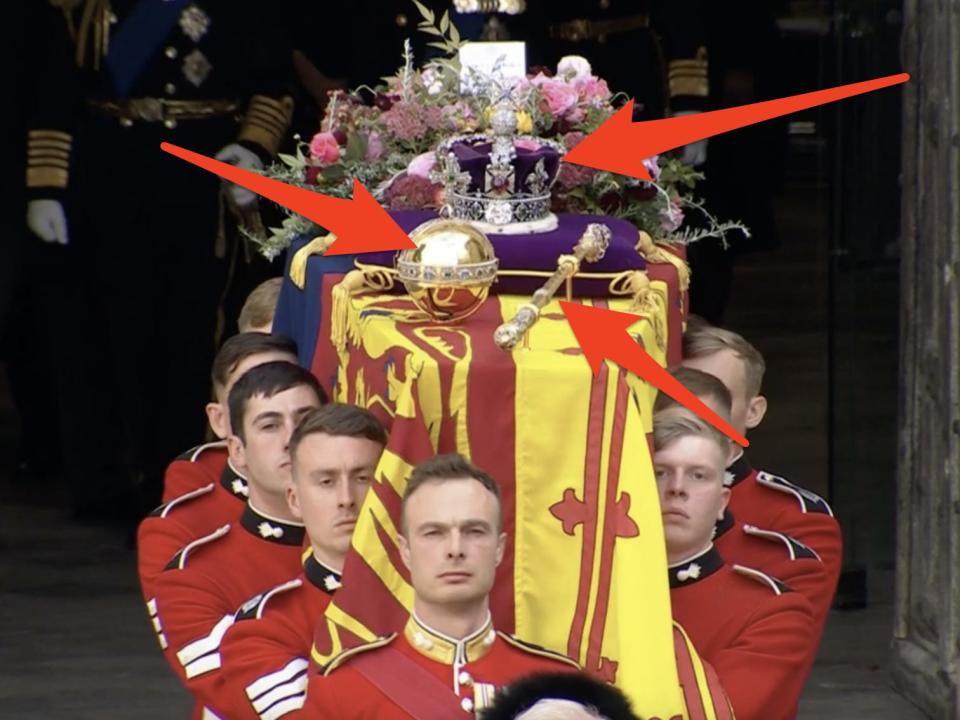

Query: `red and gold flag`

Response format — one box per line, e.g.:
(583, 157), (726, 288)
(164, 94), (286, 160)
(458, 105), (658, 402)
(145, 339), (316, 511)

(316, 290), (730, 718)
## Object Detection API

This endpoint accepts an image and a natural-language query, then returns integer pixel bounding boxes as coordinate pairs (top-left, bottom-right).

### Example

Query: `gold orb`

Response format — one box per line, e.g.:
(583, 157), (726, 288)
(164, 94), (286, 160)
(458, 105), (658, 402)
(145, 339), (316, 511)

(396, 218), (499, 323)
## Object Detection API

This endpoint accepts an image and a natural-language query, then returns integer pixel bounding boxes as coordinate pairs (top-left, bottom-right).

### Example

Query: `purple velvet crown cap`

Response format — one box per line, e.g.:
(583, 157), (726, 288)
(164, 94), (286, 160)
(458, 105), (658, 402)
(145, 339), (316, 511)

(449, 139), (562, 194)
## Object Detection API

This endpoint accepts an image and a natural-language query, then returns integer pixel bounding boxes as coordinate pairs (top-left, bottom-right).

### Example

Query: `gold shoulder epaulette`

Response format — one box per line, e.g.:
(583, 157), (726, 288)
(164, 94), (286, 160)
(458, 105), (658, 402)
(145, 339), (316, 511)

(322, 633), (398, 676)
(731, 564), (793, 596)
(238, 95), (295, 157)
(496, 632), (581, 669)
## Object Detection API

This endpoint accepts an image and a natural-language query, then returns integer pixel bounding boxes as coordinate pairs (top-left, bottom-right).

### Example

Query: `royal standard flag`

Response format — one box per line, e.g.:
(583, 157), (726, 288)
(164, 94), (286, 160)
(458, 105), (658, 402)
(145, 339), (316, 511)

(317, 292), (731, 718)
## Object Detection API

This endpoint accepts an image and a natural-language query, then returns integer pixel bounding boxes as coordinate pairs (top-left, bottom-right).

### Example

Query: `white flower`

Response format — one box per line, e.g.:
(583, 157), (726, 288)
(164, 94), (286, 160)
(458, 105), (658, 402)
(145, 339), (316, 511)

(557, 55), (592, 81)
(421, 68), (443, 96)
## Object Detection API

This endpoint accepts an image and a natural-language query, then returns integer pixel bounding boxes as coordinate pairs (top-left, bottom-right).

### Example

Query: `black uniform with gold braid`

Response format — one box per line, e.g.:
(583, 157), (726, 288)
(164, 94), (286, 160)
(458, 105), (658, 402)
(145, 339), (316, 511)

(26, 0), (295, 517)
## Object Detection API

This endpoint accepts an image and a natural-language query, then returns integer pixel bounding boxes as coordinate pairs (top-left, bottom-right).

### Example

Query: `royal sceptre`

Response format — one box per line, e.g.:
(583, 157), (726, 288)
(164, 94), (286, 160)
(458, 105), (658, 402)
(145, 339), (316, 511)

(493, 223), (611, 351)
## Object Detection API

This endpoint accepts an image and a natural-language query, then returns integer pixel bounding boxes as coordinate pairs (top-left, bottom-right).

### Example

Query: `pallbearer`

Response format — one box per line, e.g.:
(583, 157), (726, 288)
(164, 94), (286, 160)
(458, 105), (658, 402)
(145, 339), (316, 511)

(305, 454), (580, 718)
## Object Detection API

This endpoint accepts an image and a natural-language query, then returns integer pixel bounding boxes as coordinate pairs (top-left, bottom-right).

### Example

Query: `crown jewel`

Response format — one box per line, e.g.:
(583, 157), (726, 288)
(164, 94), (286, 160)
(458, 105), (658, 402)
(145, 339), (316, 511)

(433, 98), (564, 234)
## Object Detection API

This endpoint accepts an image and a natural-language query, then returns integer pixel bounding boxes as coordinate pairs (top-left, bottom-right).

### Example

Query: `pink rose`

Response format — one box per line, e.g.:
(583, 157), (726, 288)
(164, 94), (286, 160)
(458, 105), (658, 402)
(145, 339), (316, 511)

(575, 76), (610, 106)
(407, 151), (436, 179)
(531, 74), (579, 117)
(308, 132), (340, 165)
(365, 132), (384, 162)
(514, 138), (541, 151)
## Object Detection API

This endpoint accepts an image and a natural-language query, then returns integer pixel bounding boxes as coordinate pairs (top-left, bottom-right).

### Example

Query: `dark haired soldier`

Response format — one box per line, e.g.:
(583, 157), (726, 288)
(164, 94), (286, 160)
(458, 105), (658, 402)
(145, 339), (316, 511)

(217, 403), (387, 720)
(137, 335), (313, 603)
(150, 362), (323, 718)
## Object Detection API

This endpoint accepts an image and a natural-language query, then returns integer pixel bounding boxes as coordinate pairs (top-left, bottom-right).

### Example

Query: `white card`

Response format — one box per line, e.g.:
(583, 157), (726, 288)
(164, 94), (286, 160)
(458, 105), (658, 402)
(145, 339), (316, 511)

(458, 41), (527, 94)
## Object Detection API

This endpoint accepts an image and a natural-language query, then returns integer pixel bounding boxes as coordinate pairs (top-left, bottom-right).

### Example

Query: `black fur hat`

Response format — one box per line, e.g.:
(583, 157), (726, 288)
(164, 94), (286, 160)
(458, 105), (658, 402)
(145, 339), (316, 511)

(479, 672), (641, 720)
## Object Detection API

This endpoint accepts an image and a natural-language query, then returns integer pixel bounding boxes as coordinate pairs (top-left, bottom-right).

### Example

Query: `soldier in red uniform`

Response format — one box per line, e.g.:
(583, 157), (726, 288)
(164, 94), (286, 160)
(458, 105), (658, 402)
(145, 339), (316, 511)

(653, 406), (815, 719)
(150, 361), (324, 718)
(305, 453), (580, 718)
(680, 321), (843, 608)
(655, 367), (833, 631)
(137, 334), (306, 601)
(216, 403), (388, 720)
(162, 332), (301, 502)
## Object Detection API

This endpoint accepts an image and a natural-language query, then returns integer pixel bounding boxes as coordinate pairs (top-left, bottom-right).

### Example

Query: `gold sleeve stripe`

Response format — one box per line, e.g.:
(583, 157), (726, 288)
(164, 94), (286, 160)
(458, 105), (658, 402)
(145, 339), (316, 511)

(246, 103), (291, 128)
(239, 95), (294, 156)
(28, 150), (71, 161)
(28, 158), (70, 170)
(27, 167), (69, 188)
(668, 47), (709, 98)
(27, 138), (71, 152)
(245, 112), (288, 136)
(669, 75), (709, 98)
(28, 130), (72, 142)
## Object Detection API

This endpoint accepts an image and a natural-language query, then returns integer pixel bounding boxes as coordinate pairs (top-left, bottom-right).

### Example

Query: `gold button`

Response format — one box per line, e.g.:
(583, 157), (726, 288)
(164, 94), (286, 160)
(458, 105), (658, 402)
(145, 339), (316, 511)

(109, 12), (118, 24)
(458, 671), (473, 686)
(119, 117), (133, 128)
(599, 0), (610, 8)
(165, 46), (178, 59)
(164, 119), (178, 129)
(460, 697), (474, 712)
(164, 82), (177, 95)
(396, 13), (408, 27)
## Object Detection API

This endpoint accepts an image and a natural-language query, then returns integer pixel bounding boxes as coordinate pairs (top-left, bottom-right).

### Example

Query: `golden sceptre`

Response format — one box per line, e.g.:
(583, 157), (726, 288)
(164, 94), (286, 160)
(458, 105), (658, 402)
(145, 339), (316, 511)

(494, 223), (611, 351)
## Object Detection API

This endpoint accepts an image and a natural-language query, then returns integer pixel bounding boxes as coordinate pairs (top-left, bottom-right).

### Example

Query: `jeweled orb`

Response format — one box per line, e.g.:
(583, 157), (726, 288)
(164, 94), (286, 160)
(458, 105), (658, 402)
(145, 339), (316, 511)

(396, 219), (499, 322)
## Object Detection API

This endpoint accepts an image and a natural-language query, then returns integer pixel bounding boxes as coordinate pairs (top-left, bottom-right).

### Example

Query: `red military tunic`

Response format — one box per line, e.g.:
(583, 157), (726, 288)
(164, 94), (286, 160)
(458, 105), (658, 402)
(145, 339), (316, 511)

(669, 544), (814, 720)
(152, 505), (306, 719)
(714, 511), (831, 628)
(162, 441), (247, 503)
(137, 458), (249, 603)
(305, 614), (580, 719)
(726, 453), (842, 602)
(217, 554), (341, 720)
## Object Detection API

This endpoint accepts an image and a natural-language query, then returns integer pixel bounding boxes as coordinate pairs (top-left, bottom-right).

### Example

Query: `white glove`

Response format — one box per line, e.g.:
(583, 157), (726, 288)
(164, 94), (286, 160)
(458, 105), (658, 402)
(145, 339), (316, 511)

(215, 143), (264, 208)
(672, 110), (708, 167)
(27, 199), (69, 245)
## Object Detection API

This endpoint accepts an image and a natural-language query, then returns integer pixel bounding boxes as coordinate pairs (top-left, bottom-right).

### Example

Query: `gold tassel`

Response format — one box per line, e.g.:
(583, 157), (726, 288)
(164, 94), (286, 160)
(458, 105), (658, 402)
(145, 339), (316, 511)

(330, 270), (370, 351)
(609, 270), (666, 352)
(635, 231), (691, 292)
(289, 234), (336, 289)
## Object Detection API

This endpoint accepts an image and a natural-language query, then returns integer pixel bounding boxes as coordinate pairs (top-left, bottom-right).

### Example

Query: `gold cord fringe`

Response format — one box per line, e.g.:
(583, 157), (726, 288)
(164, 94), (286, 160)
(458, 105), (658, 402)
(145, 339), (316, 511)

(635, 231), (691, 292)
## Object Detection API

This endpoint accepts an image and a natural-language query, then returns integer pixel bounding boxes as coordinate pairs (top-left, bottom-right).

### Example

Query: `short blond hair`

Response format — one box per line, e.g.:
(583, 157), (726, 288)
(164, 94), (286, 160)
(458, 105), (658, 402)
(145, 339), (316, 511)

(654, 366), (733, 418)
(652, 406), (729, 458)
(238, 277), (283, 332)
(682, 318), (766, 397)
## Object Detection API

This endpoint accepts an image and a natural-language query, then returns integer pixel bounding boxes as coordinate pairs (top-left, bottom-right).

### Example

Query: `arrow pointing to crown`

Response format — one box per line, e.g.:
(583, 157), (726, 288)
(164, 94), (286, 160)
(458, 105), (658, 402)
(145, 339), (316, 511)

(160, 143), (416, 256)
(563, 73), (909, 181)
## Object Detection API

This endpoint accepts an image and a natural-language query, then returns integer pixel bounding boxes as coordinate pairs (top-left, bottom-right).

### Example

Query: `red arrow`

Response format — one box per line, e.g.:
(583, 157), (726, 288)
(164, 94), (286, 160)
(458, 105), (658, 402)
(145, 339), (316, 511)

(560, 301), (748, 447)
(160, 143), (416, 256)
(563, 73), (909, 181)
